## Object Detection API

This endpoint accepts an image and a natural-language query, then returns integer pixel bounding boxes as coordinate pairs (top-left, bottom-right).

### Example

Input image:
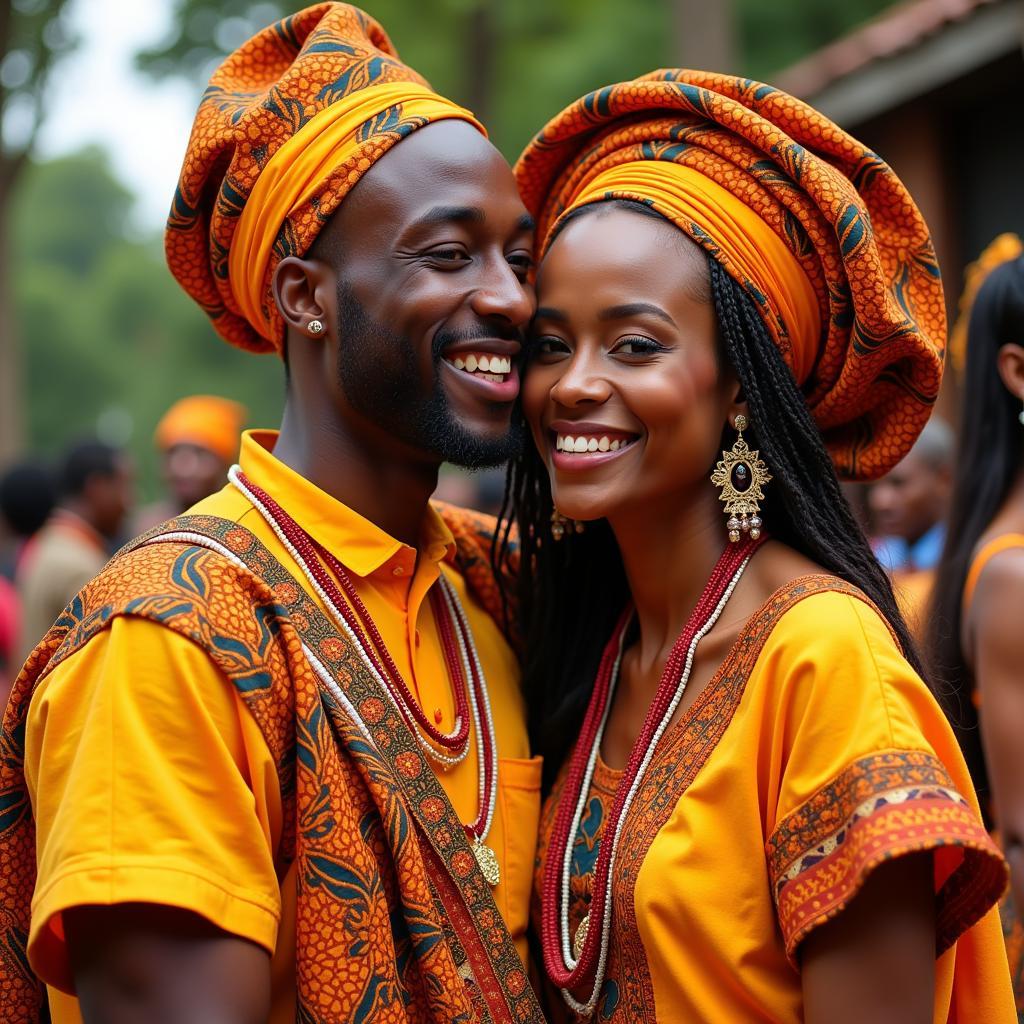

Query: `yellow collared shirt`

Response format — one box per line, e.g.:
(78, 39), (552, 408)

(26, 430), (540, 1023)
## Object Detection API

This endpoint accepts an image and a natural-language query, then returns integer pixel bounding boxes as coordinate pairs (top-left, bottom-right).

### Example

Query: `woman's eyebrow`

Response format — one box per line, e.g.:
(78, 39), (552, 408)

(598, 302), (676, 327)
(535, 306), (568, 322)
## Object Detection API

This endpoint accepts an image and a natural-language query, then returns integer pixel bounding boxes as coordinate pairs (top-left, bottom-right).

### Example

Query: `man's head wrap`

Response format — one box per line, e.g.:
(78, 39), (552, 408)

(155, 395), (248, 464)
(515, 70), (946, 480)
(166, 3), (485, 355)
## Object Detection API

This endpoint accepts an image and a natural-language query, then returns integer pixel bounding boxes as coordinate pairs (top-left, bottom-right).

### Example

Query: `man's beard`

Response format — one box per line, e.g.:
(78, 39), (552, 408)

(335, 283), (522, 469)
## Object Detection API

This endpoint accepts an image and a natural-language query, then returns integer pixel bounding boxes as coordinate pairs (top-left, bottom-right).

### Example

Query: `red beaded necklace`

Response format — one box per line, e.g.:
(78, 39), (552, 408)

(541, 536), (763, 1012)
(233, 470), (501, 882)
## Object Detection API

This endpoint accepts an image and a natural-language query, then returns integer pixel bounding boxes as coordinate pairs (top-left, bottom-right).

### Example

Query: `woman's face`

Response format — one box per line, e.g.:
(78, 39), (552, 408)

(523, 206), (738, 524)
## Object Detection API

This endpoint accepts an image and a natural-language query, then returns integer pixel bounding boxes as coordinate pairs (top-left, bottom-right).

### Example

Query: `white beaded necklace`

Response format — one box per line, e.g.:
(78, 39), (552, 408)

(228, 467), (498, 852)
(558, 554), (752, 1017)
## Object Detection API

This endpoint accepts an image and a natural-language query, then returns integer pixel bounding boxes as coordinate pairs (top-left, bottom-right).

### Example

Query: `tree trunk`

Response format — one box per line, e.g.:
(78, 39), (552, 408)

(465, 0), (495, 124)
(672, 0), (738, 74)
(0, 168), (24, 461)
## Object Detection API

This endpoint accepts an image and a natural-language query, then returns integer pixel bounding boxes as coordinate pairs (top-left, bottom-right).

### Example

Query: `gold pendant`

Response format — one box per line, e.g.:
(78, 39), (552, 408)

(573, 912), (590, 960)
(473, 839), (500, 887)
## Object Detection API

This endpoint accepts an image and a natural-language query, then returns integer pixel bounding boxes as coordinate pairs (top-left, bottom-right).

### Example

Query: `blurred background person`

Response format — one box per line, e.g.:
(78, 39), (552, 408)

(931, 235), (1024, 1014)
(135, 394), (247, 530)
(17, 440), (133, 663)
(0, 461), (56, 702)
(869, 416), (954, 636)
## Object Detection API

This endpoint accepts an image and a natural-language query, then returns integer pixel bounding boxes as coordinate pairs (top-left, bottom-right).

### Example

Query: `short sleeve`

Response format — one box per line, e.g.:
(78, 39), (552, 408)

(24, 616), (283, 993)
(759, 590), (1007, 961)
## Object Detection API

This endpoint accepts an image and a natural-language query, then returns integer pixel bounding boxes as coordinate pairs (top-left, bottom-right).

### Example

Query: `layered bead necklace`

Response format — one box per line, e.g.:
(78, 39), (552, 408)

(541, 536), (763, 1015)
(230, 467), (501, 885)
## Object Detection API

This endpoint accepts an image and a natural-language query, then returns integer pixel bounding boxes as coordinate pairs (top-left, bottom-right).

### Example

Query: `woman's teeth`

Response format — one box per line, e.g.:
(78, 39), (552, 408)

(555, 434), (634, 454)
(447, 353), (512, 382)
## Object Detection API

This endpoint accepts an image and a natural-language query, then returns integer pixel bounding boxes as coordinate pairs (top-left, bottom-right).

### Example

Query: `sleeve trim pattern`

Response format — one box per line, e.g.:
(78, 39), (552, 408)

(766, 749), (1007, 962)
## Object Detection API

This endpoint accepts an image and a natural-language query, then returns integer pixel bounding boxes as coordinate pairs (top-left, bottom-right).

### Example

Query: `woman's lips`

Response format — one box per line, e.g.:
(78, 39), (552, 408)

(548, 424), (640, 470)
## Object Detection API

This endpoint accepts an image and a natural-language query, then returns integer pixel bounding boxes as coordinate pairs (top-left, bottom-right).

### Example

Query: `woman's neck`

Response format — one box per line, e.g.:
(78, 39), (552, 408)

(608, 486), (727, 669)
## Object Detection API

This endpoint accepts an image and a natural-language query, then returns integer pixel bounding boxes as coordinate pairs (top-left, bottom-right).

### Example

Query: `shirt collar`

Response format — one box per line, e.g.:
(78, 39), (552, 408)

(237, 430), (456, 577)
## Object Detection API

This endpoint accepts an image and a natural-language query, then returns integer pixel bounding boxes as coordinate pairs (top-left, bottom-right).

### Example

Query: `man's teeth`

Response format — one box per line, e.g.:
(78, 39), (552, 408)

(450, 354), (512, 375)
(555, 434), (632, 453)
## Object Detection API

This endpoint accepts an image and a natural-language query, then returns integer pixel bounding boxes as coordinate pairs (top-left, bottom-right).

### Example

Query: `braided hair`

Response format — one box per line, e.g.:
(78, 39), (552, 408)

(494, 200), (924, 789)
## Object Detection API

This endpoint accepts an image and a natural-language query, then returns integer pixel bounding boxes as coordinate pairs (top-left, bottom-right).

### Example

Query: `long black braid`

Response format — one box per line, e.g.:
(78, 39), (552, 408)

(494, 200), (924, 790)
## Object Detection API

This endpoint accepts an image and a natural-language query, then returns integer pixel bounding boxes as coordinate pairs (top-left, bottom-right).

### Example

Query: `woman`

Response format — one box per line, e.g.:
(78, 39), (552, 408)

(499, 71), (1014, 1021)
(931, 236), (1024, 1014)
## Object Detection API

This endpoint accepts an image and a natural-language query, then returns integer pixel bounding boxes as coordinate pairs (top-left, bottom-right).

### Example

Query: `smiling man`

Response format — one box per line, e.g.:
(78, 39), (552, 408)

(0, 6), (543, 1023)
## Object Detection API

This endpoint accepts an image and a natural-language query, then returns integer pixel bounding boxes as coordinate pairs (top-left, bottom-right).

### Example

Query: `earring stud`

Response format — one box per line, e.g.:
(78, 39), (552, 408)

(308, 319), (324, 335)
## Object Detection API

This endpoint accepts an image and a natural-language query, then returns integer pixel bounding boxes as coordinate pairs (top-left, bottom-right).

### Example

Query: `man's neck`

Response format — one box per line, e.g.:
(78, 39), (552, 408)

(272, 402), (440, 548)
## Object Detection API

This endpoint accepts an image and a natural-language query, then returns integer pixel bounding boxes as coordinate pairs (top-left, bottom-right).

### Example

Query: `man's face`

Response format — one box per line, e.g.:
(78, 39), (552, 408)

(316, 121), (535, 469)
(87, 457), (134, 539)
(163, 443), (228, 512)
(868, 450), (950, 543)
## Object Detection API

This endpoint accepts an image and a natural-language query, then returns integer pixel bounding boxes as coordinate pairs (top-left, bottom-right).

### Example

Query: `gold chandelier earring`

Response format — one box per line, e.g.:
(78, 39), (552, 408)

(711, 414), (772, 542)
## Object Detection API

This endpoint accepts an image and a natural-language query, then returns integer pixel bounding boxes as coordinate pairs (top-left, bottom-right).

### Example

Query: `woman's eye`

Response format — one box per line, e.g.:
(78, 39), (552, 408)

(530, 336), (571, 359)
(614, 335), (663, 355)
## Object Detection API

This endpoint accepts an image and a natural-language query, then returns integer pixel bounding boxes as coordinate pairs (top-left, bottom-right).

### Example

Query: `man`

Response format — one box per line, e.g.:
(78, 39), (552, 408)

(16, 440), (131, 662)
(135, 394), (248, 530)
(869, 417), (955, 634)
(0, 6), (541, 1023)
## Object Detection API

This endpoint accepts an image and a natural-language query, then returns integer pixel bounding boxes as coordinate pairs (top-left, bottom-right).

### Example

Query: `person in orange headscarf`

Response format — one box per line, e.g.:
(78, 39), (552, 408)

(135, 395), (248, 531)
(0, 5), (543, 1023)
(498, 71), (1014, 1020)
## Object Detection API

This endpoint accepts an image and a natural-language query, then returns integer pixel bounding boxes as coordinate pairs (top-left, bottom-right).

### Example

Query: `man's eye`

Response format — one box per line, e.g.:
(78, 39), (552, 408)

(506, 252), (534, 276)
(429, 247), (469, 262)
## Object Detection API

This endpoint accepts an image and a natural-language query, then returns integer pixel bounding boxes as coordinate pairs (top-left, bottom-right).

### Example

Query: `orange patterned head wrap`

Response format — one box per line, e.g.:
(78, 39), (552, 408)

(515, 70), (946, 480)
(155, 395), (248, 464)
(166, 3), (485, 356)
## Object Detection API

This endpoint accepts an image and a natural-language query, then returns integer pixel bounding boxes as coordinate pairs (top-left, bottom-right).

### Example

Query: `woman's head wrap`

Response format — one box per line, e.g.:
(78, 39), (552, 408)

(166, 3), (485, 355)
(515, 70), (946, 480)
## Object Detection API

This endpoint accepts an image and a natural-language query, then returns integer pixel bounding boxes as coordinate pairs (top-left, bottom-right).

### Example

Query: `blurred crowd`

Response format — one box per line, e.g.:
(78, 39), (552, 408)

(0, 396), (506, 701)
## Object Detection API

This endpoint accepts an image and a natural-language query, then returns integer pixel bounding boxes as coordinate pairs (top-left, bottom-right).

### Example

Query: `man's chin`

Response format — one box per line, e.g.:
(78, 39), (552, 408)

(436, 421), (522, 470)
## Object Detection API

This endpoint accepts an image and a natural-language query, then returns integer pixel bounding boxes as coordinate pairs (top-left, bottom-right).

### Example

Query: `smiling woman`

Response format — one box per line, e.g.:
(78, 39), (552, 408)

(498, 70), (1015, 1023)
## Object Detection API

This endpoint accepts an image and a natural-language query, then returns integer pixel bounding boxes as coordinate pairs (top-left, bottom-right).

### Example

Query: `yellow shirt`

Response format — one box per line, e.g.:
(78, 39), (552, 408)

(26, 430), (540, 1023)
(542, 581), (1012, 1023)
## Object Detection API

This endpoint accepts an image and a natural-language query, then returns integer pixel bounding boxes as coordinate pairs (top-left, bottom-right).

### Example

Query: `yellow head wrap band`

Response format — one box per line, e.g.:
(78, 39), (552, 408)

(229, 81), (484, 343)
(555, 161), (822, 386)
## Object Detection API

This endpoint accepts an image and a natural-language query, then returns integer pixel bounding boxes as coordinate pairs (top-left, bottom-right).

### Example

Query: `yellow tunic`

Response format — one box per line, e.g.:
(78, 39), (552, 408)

(26, 430), (541, 1023)
(538, 577), (1012, 1022)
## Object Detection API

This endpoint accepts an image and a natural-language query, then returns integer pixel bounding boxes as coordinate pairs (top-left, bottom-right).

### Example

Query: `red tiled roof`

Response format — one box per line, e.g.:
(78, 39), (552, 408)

(775, 0), (1002, 97)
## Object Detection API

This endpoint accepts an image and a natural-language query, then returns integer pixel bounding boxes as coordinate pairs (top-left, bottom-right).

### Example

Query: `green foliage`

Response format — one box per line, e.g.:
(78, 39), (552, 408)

(11, 149), (283, 497)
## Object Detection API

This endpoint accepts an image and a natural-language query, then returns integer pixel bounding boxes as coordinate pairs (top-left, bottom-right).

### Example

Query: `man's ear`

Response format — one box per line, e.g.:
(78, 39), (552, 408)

(273, 255), (337, 337)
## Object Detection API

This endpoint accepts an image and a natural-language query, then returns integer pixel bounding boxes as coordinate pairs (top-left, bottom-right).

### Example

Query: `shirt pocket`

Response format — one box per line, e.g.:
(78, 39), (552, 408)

(497, 755), (543, 952)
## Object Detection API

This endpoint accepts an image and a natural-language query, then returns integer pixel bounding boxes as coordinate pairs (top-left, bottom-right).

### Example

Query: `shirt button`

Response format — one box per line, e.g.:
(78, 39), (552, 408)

(392, 566), (405, 576)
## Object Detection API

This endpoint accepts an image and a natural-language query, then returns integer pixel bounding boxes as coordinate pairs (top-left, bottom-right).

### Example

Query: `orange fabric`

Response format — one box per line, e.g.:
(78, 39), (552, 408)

(229, 82), (482, 342)
(963, 533), (1024, 611)
(154, 394), (247, 463)
(560, 161), (821, 384)
(166, 3), (485, 354)
(536, 580), (1012, 1022)
(892, 567), (934, 645)
(515, 70), (946, 480)
(8, 431), (541, 1022)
